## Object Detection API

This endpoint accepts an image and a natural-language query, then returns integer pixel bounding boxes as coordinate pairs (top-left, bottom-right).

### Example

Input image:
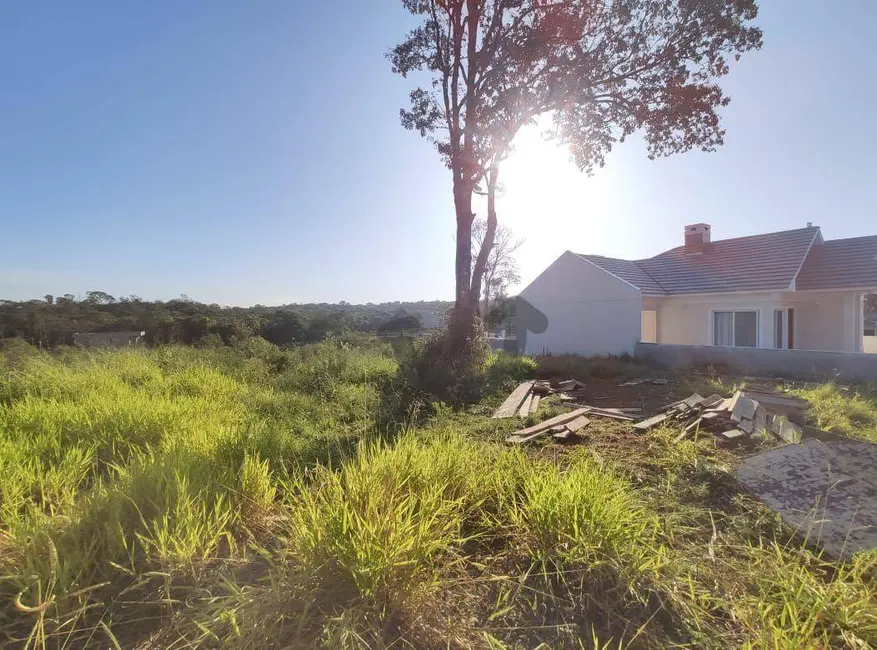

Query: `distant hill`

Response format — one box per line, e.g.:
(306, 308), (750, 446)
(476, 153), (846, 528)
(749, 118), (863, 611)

(0, 294), (454, 348)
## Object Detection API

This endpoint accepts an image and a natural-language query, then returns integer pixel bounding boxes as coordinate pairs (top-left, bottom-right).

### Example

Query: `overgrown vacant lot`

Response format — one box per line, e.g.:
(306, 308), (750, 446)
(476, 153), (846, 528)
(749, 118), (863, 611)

(1, 340), (875, 649)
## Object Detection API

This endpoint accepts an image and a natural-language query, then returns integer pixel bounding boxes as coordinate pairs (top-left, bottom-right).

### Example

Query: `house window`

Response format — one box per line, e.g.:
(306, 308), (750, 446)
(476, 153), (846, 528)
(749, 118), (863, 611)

(773, 308), (795, 349)
(713, 310), (758, 347)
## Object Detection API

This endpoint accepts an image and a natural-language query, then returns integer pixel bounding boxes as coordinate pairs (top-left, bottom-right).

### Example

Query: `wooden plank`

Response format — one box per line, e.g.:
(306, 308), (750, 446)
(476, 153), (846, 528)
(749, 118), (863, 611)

(565, 415), (591, 433)
(507, 408), (590, 440)
(742, 391), (808, 422)
(598, 407), (643, 414)
(741, 390), (808, 409)
(731, 397), (758, 423)
(529, 394), (541, 415)
(684, 417), (704, 432)
(587, 408), (636, 421)
(705, 397), (733, 413)
(660, 399), (685, 413)
(682, 393), (706, 408)
(564, 404), (637, 421)
(517, 394), (534, 418)
(700, 394), (725, 408)
(720, 429), (748, 440)
(507, 428), (553, 444)
(727, 391), (743, 415)
(492, 381), (535, 418)
(634, 413), (670, 431)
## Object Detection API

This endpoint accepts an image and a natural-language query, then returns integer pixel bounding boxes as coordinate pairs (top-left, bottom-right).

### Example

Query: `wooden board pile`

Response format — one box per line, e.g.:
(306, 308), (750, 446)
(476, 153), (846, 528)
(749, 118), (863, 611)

(505, 408), (591, 444)
(634, 389), (808, 444)
(492, 378), (582, 419)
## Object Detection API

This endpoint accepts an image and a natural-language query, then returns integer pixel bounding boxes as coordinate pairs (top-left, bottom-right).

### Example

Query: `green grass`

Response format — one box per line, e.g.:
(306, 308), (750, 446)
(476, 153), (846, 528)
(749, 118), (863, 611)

(793, 383), (877, 443)
(1, 343), (875, 649)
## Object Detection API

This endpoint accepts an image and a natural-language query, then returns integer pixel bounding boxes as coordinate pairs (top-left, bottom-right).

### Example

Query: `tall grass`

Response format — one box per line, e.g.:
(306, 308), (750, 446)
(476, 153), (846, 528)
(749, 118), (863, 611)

(187, 433), (665, 647)
(2, 339), (874, 649)
(794, 383), (877, 443)
(0, 339), (398, 647)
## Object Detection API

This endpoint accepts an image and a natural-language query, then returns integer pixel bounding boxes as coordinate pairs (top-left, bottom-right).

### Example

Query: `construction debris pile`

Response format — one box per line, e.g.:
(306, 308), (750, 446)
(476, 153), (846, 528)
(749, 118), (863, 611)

(634, 389), (808, 444)
(495, 378), (810, 446)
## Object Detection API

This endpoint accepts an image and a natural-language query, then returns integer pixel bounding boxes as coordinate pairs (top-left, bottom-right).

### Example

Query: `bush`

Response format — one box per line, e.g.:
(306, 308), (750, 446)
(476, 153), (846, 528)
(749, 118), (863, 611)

(399, 310), (493, 405)
(486, 352), (537, 389)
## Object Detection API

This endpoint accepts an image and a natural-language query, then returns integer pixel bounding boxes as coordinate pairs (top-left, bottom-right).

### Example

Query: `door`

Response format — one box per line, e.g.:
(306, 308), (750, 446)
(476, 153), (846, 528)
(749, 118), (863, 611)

(773, 308), (795, 349)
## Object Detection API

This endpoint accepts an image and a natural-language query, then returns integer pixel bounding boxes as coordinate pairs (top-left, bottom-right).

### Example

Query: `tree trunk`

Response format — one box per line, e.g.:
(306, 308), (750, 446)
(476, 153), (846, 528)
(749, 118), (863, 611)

(471, 166), (499, 318)
(454, 184), (474, 308)
(482, 274), (490, 316)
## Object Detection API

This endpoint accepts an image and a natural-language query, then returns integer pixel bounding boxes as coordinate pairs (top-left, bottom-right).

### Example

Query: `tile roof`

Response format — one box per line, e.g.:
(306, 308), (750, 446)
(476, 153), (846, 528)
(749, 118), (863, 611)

(795, 236), (877, 291)
(576, 254), (666, 295)
(578, 227), (822, 296)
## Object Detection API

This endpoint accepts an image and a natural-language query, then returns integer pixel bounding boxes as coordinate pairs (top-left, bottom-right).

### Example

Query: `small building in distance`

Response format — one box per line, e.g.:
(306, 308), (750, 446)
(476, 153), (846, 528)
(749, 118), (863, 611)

(73, 331), (146, 347)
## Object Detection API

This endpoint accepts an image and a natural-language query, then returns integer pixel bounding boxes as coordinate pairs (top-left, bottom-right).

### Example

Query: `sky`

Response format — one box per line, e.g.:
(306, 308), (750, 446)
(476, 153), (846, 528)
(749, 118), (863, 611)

(2, 1), (876, 306)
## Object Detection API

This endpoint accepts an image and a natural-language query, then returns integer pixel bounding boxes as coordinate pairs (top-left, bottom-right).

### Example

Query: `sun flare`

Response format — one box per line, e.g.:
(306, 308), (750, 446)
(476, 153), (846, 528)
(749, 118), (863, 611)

(490, 122), (616, 291)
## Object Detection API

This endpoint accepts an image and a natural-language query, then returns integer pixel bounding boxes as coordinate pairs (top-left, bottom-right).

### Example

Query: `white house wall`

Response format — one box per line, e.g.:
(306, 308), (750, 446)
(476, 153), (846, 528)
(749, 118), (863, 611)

(518, 251), (642, 356)
(652, 291), (865, 352)
(791, 293), (847, 351)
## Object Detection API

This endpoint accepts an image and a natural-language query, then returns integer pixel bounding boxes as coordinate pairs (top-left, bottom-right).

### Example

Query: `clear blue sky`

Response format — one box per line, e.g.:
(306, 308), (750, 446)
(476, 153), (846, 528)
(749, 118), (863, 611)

(2, 1), (875, 305)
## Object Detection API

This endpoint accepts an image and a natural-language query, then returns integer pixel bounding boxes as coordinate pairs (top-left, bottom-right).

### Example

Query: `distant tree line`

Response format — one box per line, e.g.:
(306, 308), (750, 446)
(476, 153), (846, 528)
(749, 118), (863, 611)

(0, 292), (455, 348)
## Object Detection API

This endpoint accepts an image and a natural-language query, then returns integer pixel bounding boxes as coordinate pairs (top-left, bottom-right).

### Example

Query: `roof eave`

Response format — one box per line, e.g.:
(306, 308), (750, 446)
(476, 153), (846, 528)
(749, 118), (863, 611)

(789, 227), (823, 291)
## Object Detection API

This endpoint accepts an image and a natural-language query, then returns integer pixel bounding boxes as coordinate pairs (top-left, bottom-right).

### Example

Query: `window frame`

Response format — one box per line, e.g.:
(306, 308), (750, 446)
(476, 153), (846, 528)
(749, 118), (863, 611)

(710, 309), (760, 348)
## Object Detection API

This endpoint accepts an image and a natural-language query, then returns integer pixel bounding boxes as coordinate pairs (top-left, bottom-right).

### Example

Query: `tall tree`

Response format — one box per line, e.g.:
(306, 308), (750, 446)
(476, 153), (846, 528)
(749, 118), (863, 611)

(472, 217), (522, 315)
(390, 0), (762, 316)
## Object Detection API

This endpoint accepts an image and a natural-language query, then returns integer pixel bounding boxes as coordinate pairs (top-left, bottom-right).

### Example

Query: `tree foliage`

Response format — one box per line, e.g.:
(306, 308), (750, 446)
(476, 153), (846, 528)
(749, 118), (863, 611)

(0, 295), (451, 348)
(390, 0), (762, 312)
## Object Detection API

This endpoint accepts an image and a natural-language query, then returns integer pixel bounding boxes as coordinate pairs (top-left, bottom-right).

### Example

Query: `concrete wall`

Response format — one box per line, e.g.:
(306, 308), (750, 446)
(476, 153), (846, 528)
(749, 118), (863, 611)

(636, 342), (877, 382)
(653, 291), (864, 352)
(518, 251), (642, 356)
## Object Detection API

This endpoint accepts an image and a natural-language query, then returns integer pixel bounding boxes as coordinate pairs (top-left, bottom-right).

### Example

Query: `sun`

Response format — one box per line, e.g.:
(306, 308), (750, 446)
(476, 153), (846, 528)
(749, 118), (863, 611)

(490, 121), (616, 291)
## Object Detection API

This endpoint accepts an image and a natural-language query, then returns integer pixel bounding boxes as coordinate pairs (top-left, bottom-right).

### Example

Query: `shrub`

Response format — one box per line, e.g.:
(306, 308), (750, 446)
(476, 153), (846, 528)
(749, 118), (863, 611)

(486, 352), (537, 389)
(400, 310), (492, 404)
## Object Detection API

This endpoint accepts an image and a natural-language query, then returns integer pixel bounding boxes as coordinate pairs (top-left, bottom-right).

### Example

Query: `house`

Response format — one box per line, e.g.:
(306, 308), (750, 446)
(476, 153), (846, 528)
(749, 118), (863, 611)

(73, 331), (146, 347)
(517, 224), (877, 356)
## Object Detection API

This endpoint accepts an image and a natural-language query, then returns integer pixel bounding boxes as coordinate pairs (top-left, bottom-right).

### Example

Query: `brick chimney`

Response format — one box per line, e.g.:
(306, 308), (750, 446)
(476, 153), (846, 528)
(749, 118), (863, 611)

(684, 223), (711, 251)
